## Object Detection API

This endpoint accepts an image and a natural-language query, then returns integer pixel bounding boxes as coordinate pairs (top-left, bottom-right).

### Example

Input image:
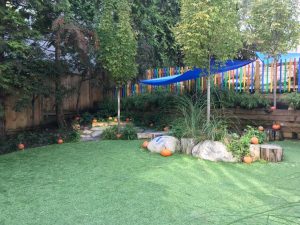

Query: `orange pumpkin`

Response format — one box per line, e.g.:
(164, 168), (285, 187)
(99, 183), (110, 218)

(243, 156), (253, 164)
(272, 124), (281, 130)
(142, 141), (149, 149)
(114, 118), (118, 122)
(18, 143), (25, 150)
(57, 138), (64, 144)
(250, 136), (259, 144)
(92, 118), (97, 123)
(116, 133), (122, 139)
(258, 126), (264, 132)
(108, 116), (113, 121)
(270, 106), (276, 111)
(126, 118), (130, 122)
(160, 149), (172, 157)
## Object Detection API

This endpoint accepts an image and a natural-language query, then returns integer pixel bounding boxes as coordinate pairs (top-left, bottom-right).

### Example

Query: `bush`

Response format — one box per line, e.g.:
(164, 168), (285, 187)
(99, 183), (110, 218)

(171, 95), (229, 141)
(102, 124), (137, 140)
(227, 126), (266, 159)
(283, 92), (300, 109)
(122, 90), (178, 128)
(0, 128), (80, 155)
(214, 89), (270, 109)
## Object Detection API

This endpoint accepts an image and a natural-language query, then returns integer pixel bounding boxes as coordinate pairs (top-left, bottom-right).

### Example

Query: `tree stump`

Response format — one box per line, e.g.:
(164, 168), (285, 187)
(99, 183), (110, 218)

(180, 138), (196, 155)
(260, 144), (283, 162)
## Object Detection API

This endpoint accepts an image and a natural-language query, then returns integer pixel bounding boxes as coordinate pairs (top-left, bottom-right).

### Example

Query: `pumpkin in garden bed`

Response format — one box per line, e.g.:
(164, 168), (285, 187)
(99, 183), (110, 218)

(126, 118), (130, 122)
(160, 148), (172, 157)
(250, 136), (259, 144)
(142, 141), (149, 149)
(114, 118), (118, 122)
(108, 116), (113, 121)
(270, 106), (276, 111)
(258, 126), (264, 132)
(92, 118), (97, 123)
(116, 133), (122, 139)
(163, 126), (169, 132)
(18, 143), (25, 150)
(243, 155), (253, 164)
(272, 123), (281, 131)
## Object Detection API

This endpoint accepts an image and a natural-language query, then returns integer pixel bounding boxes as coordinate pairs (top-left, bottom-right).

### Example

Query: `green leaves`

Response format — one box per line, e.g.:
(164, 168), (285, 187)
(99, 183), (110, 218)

(247, 0), (300, 57)
(174, 0), (242, 69)
(97, 0), (137, 85)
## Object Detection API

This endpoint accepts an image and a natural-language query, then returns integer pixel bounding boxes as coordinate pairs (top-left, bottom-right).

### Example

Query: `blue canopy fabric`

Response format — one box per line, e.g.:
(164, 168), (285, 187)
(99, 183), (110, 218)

(140, 60), (254, 86)
(256, 52), (300, 64)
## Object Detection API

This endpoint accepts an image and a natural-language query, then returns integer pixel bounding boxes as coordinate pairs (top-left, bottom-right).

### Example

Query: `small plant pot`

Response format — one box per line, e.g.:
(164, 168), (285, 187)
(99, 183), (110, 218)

(243, 156), (253, 164)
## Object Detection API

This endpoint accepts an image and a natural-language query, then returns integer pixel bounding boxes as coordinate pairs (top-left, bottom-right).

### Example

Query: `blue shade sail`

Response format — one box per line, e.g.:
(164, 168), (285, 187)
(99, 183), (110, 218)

(140, 60), (254, 86)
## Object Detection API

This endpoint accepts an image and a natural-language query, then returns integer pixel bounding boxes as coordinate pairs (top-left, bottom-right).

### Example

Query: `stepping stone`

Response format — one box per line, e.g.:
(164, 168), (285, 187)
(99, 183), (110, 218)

(91, 130), (103, 138)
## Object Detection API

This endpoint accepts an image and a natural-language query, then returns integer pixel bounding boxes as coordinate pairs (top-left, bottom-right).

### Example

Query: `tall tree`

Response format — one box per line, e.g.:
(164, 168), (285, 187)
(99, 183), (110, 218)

(247, 0), (300, 108)
(98, 0), (137, 132)
(131, 0), (182, 75)
(0, 0), (42, 134)
(174, 0), (242, 123)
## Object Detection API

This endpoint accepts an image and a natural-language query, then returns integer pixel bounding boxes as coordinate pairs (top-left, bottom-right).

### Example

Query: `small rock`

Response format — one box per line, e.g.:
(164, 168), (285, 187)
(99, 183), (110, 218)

(83, 130), (93, 135)
(91, 130), (103, 138)
(192, 140), (237, 162)
(91, 127), (105, 131)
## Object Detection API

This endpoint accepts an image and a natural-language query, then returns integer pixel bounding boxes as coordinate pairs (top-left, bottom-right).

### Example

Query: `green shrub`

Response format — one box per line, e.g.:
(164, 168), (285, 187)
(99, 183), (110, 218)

(0, 128), (80, 155)
(102, 124), (137, 140)
(122, 90), (178, 128)
(283, 92), (300, 109)
(227, 126), (266, 159)
(80, 112), (94, 125)
(214, 89), (270, 109)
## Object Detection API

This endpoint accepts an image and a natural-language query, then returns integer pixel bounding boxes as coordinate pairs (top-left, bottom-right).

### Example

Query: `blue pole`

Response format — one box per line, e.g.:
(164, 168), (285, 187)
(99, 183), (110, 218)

(262, 62), (265, 93)
(251, 62), (254, 92)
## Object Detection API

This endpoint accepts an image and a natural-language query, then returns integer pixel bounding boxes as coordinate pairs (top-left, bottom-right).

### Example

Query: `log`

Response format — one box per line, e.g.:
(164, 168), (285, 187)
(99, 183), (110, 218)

(260, 144), (283, 162)
(180, 138), (196, 155)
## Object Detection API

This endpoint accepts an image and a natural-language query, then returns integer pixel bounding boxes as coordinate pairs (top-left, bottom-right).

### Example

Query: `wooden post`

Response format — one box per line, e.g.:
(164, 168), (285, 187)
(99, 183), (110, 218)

(255, 60), (261, 92)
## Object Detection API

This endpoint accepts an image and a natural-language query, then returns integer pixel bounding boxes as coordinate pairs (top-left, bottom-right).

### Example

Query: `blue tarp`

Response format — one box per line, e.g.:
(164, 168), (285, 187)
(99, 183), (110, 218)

(140, 60), (254, 86)
(256, 52), (300, 64)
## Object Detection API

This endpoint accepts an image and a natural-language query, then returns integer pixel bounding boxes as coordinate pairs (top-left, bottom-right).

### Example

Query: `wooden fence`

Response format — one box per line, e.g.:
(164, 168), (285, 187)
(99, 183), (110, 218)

(113, 59), (300, 97)
(2, 75), (103, 134)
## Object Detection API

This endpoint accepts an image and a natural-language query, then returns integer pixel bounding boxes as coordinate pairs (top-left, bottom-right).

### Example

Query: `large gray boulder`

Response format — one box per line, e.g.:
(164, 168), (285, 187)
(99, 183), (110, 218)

(192, 140), (236, 162)
(147, 136), (180, 153)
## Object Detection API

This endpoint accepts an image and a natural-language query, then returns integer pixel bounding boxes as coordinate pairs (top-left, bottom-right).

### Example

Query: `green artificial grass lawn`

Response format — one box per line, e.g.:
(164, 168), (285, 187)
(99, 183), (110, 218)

(0, 141), (299, 225)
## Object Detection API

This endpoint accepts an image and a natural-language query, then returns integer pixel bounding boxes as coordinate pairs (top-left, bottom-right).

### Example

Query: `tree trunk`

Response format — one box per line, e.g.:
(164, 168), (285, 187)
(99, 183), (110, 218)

(207, 57), (211, 124)
(273, 59), (277, 108)
(54, 34), (66, 128)
(117, 86), (121, 133)
(0, 92), (5, 137)
(31, 94), (35, 127)
(260, 144), (283, 162)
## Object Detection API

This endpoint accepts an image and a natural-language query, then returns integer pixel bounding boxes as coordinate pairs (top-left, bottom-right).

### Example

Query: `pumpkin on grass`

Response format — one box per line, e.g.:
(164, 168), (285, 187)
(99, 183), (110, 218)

(160, 148), (172, 157)
(57, 138), (64, 144)
(18, 143), (25, 150)
(243, 155), (253, 164)
(142, 141), (149, 149)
